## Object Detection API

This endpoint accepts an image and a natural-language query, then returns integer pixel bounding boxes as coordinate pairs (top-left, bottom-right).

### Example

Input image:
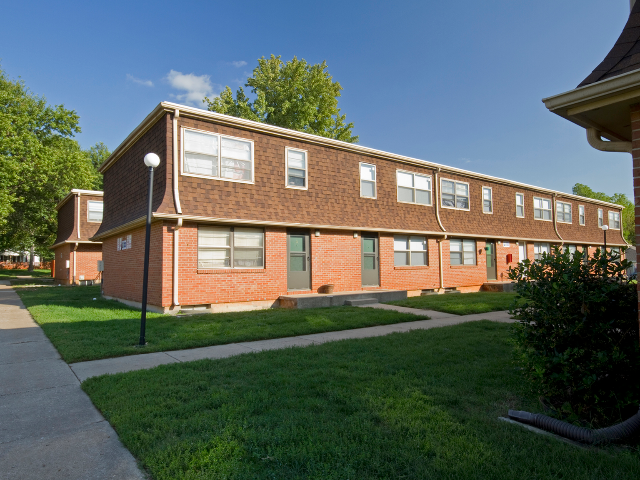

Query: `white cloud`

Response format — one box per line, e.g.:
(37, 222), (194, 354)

(165, 70), (215, 105)
(231, 60), (247, 68)
(126, 74), (154, 87)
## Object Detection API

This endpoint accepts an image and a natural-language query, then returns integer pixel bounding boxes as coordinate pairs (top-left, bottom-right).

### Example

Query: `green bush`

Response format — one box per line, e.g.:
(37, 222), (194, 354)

(508, 248), (640, 426)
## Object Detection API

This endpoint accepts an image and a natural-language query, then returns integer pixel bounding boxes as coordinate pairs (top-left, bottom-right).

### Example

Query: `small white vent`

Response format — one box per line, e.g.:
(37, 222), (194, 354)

(97, 260), (104, 272)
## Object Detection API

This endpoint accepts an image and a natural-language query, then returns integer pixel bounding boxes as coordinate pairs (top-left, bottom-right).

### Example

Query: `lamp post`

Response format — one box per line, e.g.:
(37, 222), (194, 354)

(602, 224), (609, 253)
(138, 153), (160, 347)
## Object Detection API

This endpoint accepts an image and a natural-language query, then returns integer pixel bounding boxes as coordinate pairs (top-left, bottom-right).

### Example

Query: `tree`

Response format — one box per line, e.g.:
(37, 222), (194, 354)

(572, 183), (635, 245)
(205, 55), (358, 143)
(85, 142), (110, 189)
(0, 67), (100, 269)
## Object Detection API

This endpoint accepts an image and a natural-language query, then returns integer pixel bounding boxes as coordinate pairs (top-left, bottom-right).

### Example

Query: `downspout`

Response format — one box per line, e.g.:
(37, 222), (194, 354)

(77, 194), (81, 239)
(552, 194), (563, 245)
(434, 168), (447, 292)
(586, 128), (632, 154)
(172, 109), (183, 308)
(72, 242), (78, 285)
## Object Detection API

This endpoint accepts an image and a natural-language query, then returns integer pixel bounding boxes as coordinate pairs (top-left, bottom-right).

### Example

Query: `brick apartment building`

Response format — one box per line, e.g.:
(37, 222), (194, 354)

(92, 102), (625, 312)
(51, 189), (103, 285)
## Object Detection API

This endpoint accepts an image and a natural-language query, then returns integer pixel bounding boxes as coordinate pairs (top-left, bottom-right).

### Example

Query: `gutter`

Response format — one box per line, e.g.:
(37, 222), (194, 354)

(172, 109), (183, 308)
(586, 128), (632, 153)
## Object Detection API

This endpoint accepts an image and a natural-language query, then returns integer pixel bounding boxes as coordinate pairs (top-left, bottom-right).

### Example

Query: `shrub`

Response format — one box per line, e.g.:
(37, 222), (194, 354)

(508, 248), (640, 426)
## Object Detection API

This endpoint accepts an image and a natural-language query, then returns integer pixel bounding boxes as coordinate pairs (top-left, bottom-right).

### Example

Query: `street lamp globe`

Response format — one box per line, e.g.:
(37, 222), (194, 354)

(144, 153), (160, 168)
(602, 225), (609, 231)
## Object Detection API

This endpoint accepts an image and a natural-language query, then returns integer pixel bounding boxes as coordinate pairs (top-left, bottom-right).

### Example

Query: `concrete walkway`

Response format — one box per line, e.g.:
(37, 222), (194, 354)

(0, 281), (144, 480)
(70, 304), (514, 382)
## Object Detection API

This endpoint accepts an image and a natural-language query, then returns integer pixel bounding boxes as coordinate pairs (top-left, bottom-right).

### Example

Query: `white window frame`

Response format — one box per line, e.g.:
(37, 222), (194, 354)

(598, 208), (603, 227)
(396, 170), (432, 206)
(393, 235), (428, 266)
(181, 127), (255, 185)
(284, 147), (308, 190)
(556, 201), (572, 224)
(515, 193), (524, 218)
(534, 242), (550, 260)
(449, 238), (476, 265)
(87, 200), (103, 223)
(440, 178), (470, 211)
(482, 186), (493, 214)
(360, 162), (377, 199)
(197, 225), (265, 270)
(579, 205), (585, 226)
(533, 197), (552, 222)
(608, 211), (621, 229)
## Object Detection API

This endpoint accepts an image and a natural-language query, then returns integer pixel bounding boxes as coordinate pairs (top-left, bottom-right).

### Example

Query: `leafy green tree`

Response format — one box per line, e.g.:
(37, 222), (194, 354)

(0, 67), (99, 269)
(572, 183), (635, 245)
(85, 142), (110, 189)
(205, 55), (358, 143)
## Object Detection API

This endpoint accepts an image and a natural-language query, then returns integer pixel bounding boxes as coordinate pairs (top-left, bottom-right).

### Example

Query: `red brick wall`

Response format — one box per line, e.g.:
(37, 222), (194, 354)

(75, 243), (102, 282)
(53, 244), (70, 283)
(380, 236), (440, 291)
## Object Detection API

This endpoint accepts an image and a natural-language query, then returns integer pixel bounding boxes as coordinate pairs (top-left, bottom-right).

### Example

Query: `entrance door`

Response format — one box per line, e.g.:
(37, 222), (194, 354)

(361, 234), (379, 287)
(486, 240), (497, 281)
(287, 231), (311, 290)
(518, 242), (526, 263)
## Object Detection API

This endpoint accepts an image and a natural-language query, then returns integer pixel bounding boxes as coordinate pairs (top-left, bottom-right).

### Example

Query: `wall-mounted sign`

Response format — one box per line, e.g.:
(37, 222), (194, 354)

(117, 234), (132, 251)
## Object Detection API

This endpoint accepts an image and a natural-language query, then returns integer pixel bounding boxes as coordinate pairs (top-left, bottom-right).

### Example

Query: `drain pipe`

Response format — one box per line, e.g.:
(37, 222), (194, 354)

(434, 168), (447, 293)
(586, 128), (632, 154)
(172, 109), (183, 308)
(552, 194), (563, 245)
(77, 193), (81, 239)
(437, 236), (446, 292)
(72, 242), (78, 285)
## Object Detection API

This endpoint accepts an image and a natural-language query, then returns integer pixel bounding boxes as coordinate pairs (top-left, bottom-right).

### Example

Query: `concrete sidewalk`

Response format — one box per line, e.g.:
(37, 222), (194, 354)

(69, 304), (514, 382)
(0, 281), (144, 480)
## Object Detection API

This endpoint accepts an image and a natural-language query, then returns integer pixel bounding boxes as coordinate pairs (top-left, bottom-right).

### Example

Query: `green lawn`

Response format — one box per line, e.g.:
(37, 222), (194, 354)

(0, 268), (51, 279)
(387, 292), (518, 315)
(15, 285), (428, 363)
(83, 322), (640, 480)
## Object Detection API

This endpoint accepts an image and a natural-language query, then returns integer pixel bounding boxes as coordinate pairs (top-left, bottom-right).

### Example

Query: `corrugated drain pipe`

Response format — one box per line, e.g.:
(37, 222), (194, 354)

(508, 408), (640, 445)
(172, 109), (183, 308)
(434, 168), (447, 291)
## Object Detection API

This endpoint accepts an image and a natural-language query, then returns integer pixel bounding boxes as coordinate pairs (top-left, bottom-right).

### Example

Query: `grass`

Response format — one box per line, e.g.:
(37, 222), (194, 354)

(15, 285), (428, 363)
(0, 268), (51, 279)
(83, 321), (640, 480)
(386, 292), (519, 315)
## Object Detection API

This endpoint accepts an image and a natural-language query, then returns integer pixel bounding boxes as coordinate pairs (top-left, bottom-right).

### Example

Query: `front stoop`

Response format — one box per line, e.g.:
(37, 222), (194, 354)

(279, 290), (407, 309)
(481, 282), (515, 293)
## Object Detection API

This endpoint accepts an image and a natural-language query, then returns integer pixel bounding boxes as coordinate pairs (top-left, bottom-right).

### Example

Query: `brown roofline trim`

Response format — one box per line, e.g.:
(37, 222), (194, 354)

(49, 240), (103, 250)
(55, 189), (104, 210)
(100, 102), (624, 209)
(90, 216), (148, 241)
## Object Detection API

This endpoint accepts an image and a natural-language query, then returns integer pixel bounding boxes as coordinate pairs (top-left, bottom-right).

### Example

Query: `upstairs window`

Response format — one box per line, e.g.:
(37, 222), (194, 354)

(441, 179), (469, 210)
(579, 205), (585, 225)
(515, 193), (524, 217)
(533, 197), (552, 221)
(396, 171), (432, 205)
(286, 148), (307, 189)
(609, 211), (621, 229)
(394, 235), (427, 266)
(183, 129), (253, 183)
(198, 226), (264, 269)
(598, 208), (603, 227)
(450, 238), (476, 265)
(87, 201), (103, 223)
(556, 201), (572, 223)
(360, 163), (377, 198)
(482, 187), (493, 214)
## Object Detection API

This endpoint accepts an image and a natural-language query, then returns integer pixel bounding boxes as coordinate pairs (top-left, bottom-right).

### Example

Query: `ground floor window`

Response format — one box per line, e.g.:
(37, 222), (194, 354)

(563, 244), (577, 259)
(198, 226), (264, 269)
(534, 242), (550, 260)
(450, 239), (476, 265)
(394, 235), (427, 266)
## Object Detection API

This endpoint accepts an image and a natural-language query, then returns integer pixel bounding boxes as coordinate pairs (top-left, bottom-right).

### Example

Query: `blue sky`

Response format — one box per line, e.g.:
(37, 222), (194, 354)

(1, 0), (633, 197)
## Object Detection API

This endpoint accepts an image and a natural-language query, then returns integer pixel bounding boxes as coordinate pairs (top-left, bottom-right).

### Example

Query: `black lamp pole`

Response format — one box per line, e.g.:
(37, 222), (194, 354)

(139, 153), (160, 347)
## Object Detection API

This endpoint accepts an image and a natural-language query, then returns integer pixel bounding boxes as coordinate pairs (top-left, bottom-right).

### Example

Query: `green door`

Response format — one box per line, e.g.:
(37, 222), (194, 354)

(361, 234), (379, 287)
(287, 231), (311, 290)
(486, 241), (497, 281)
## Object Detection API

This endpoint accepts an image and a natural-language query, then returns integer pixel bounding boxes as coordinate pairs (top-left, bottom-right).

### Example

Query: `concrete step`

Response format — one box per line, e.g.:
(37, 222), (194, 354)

(344, 298), (379, 306)
(279, 290), (407, 309)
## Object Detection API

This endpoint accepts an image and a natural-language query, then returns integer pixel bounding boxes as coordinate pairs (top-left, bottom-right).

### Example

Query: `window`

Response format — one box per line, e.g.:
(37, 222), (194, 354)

(197, 226), (264, 269)
(556, 201), (572, 223)
(609, 211), (621, 229)
(450, 239), (476, 265)
(516, 193), (524, 217)
(579, 205), (585, 225)
(533, 197), (552, 221)
(285, 148), (307, 189)
(611, 247), (621, 262)
(394, 235), (427, 266)
(482, 187), (493, 213)
(183, 129), (253, 183)
(441, 179), (470, 210)
(563, 244), (577, 259)
(87, 201), (103, 222)
(360, 163), (376, 198)
(397, 171), (432, 205)
(598, 208), (603, 227)
(534, 242), (550, 260)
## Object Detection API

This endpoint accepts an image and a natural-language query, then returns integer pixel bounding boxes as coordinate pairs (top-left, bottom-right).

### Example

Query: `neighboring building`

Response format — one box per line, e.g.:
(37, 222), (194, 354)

(0, 251), (40, 266)
(542, 1), (639, 321)
(51, 189), (103, 285)
(91, 102), (626, 312)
